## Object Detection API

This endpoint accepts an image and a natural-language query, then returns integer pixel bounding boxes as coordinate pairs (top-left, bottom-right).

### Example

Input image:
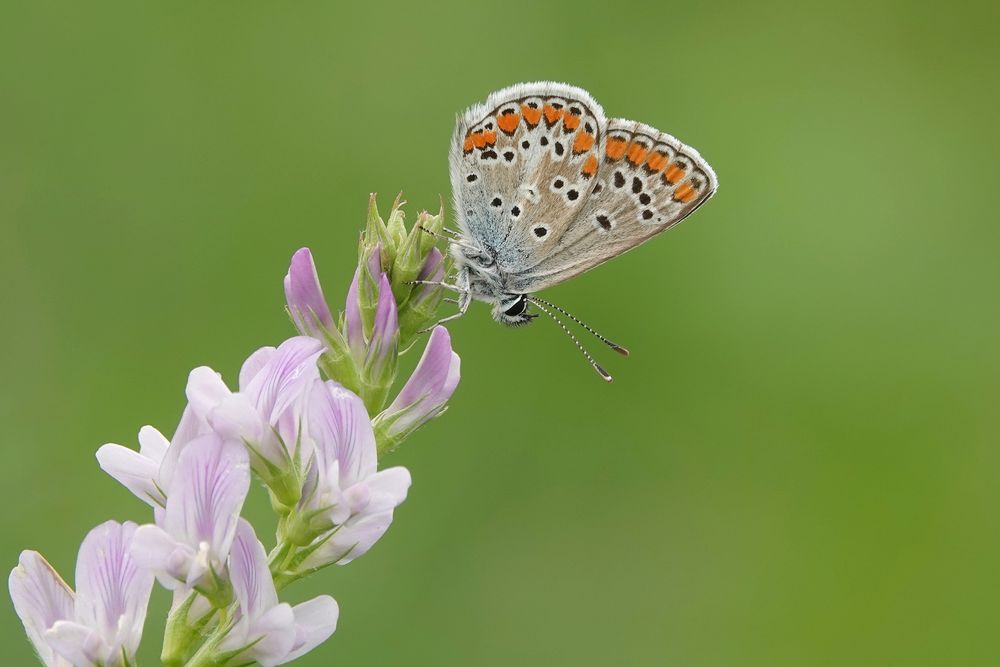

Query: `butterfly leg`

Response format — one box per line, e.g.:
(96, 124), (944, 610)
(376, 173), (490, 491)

(415, 267), (472, 332)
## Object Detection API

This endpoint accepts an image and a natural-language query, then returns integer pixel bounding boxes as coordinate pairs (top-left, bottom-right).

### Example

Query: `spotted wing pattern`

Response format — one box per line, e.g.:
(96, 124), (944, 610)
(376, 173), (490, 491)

(504, 118), (718, 293)
(449, 82), (606, 272)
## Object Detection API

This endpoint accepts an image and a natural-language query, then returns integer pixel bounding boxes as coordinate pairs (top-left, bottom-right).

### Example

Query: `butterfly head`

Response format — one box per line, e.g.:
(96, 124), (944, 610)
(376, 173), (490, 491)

(492, 293), (536, 327)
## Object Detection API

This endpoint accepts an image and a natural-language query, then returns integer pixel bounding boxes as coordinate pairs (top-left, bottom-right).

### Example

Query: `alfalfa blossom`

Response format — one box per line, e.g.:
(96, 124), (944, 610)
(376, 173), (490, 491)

(276, 381), (410, 579)
(130, 433), (250, 595)
(374, 326), (461, 454)
(185, 337), (323, 507)
(216, 520), (338, 666)
(9, 521), (154, 667)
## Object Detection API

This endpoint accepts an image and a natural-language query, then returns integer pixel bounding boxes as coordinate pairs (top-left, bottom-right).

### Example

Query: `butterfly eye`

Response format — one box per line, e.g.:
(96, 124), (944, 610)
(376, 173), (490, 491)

(503, 296), (527, 317)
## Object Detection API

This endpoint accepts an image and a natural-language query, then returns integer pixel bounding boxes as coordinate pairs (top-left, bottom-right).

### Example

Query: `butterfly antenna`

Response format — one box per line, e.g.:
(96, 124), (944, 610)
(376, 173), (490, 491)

(527, 297), (630, 357)
(528, 299), (613, 382)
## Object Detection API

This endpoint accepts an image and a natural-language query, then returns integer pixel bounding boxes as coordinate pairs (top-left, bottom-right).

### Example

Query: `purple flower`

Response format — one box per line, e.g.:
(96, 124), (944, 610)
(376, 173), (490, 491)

(9, 521), (154, 667)
(186, 337), (323, 495)
(284, 248), (335, 340)
(219, 520), (338, 666)
(294, 381), (410, 569)
(130, 434), (250, 591)
(374, 326), (460, 451)
(344, 269), (364, 356)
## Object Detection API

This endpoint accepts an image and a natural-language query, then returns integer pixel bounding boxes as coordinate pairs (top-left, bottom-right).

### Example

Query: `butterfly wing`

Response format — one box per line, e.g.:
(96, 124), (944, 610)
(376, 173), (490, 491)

(503, 119), (718, 293)
(449, 82), (607, 272)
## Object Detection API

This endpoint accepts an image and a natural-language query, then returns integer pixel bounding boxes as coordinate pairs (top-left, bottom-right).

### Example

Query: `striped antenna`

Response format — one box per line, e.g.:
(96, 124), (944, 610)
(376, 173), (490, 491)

(528, 299), (613, 382)
(528, 296), (629, 357)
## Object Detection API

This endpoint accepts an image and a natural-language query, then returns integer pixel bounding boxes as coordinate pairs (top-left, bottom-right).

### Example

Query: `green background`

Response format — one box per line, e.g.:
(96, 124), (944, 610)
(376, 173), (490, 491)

(2, 1), (998, 665)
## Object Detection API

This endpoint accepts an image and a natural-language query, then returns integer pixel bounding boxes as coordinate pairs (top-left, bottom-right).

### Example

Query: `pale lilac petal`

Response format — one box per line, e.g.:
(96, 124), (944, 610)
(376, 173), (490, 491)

(239, 346), (276, 392)
(303, 512), (394, 568)
(207, 393), (264, 444)
(363, 467), (411, 515)
(228, 520), (279, 619)
(185, 367), (233, 421)
(307, 381), (377, 486)
(386, 326), (461, 433)
(365, 274), (398, 375)
(160, 404), (210, 490)
(136, 425), (169, 462)
(73, 521), (153, 660)
(45, 620), (102, 666)
(8, 551), (74, 666)
(130, 526), (193, 590)
(245, 604), (296, 667)
(284, 248), (335, 338)
(344, 269), (364, 355)
(242, 337), (323, 425)
(164, 435), (250, 565)
(281, 596), (339, 663)
(96, 444), (164, 508)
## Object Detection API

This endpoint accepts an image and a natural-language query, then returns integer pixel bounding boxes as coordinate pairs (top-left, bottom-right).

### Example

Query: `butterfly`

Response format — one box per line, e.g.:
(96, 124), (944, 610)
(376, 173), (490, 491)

(427, 82), (717, 381)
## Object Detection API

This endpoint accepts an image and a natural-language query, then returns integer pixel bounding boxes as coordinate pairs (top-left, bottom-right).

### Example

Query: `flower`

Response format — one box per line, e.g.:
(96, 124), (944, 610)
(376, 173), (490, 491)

(373, 326), (461, 453)
(287, 381), (410, 571)
(96, 425), (171, 509)
(9, 521), (154, 667)
(284, 248), (335, 341)
(218, 520), (338, 666)
(130, 433), (250, 593)
(186, 336), (323, 505)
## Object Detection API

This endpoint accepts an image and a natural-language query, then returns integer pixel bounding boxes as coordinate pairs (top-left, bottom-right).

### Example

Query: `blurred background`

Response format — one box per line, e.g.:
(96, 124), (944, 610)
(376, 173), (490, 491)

(2, 0), (998, 665)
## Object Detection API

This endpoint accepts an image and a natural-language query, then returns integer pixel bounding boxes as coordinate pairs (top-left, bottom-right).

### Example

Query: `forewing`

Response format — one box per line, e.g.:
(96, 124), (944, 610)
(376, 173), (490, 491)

(504, 119), (718, 293)
(449, 82), (606, 272)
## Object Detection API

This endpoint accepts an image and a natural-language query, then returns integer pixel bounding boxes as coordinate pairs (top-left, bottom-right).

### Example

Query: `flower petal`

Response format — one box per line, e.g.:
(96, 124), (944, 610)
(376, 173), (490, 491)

(363, 467), (411, 515)
(281, 596), (339, 663)
(284, 248), (335, 339)
(307, 381), (377, 486)
(130, 525), (193, 590)
(384, 326), (460, 435)
(302, 511), (395, 568)
(364, 273), (399, 376)
(73, 521), (153, 660)
(246, 603), (296, 667)
(8, 551), (74, 666)
(137, 425), (169, 463)
(228, 520), (279, 620)
(163, 434), (250, 568)
(96, 444), (164, 508)
(344, 269), (364, 355)
(241, 337), (323, 426)
(185, 367), (233, 421)
(239, 346), (276, 392)
(45, 620), (103, 667)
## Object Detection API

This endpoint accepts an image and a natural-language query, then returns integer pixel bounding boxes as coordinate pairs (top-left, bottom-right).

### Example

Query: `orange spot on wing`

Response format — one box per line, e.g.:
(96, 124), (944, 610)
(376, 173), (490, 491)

(664, 163), (686, 184)
(471, 132), (486, 149)
(673, 182), (696, 203)
(497, 112), (520, 134)
(581, 154), (598, 178)
(521, 105), (542, 126)
(605, 137), (627, 160)
(543, 105), (564, 125)
(482, 130), (497, 146)
(573, 131), (595, 154)
(463, 136), (474, 152)
(563, 114), (581, 131)
(645, 152), (668, 172)
(626, 143), (649, 165)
